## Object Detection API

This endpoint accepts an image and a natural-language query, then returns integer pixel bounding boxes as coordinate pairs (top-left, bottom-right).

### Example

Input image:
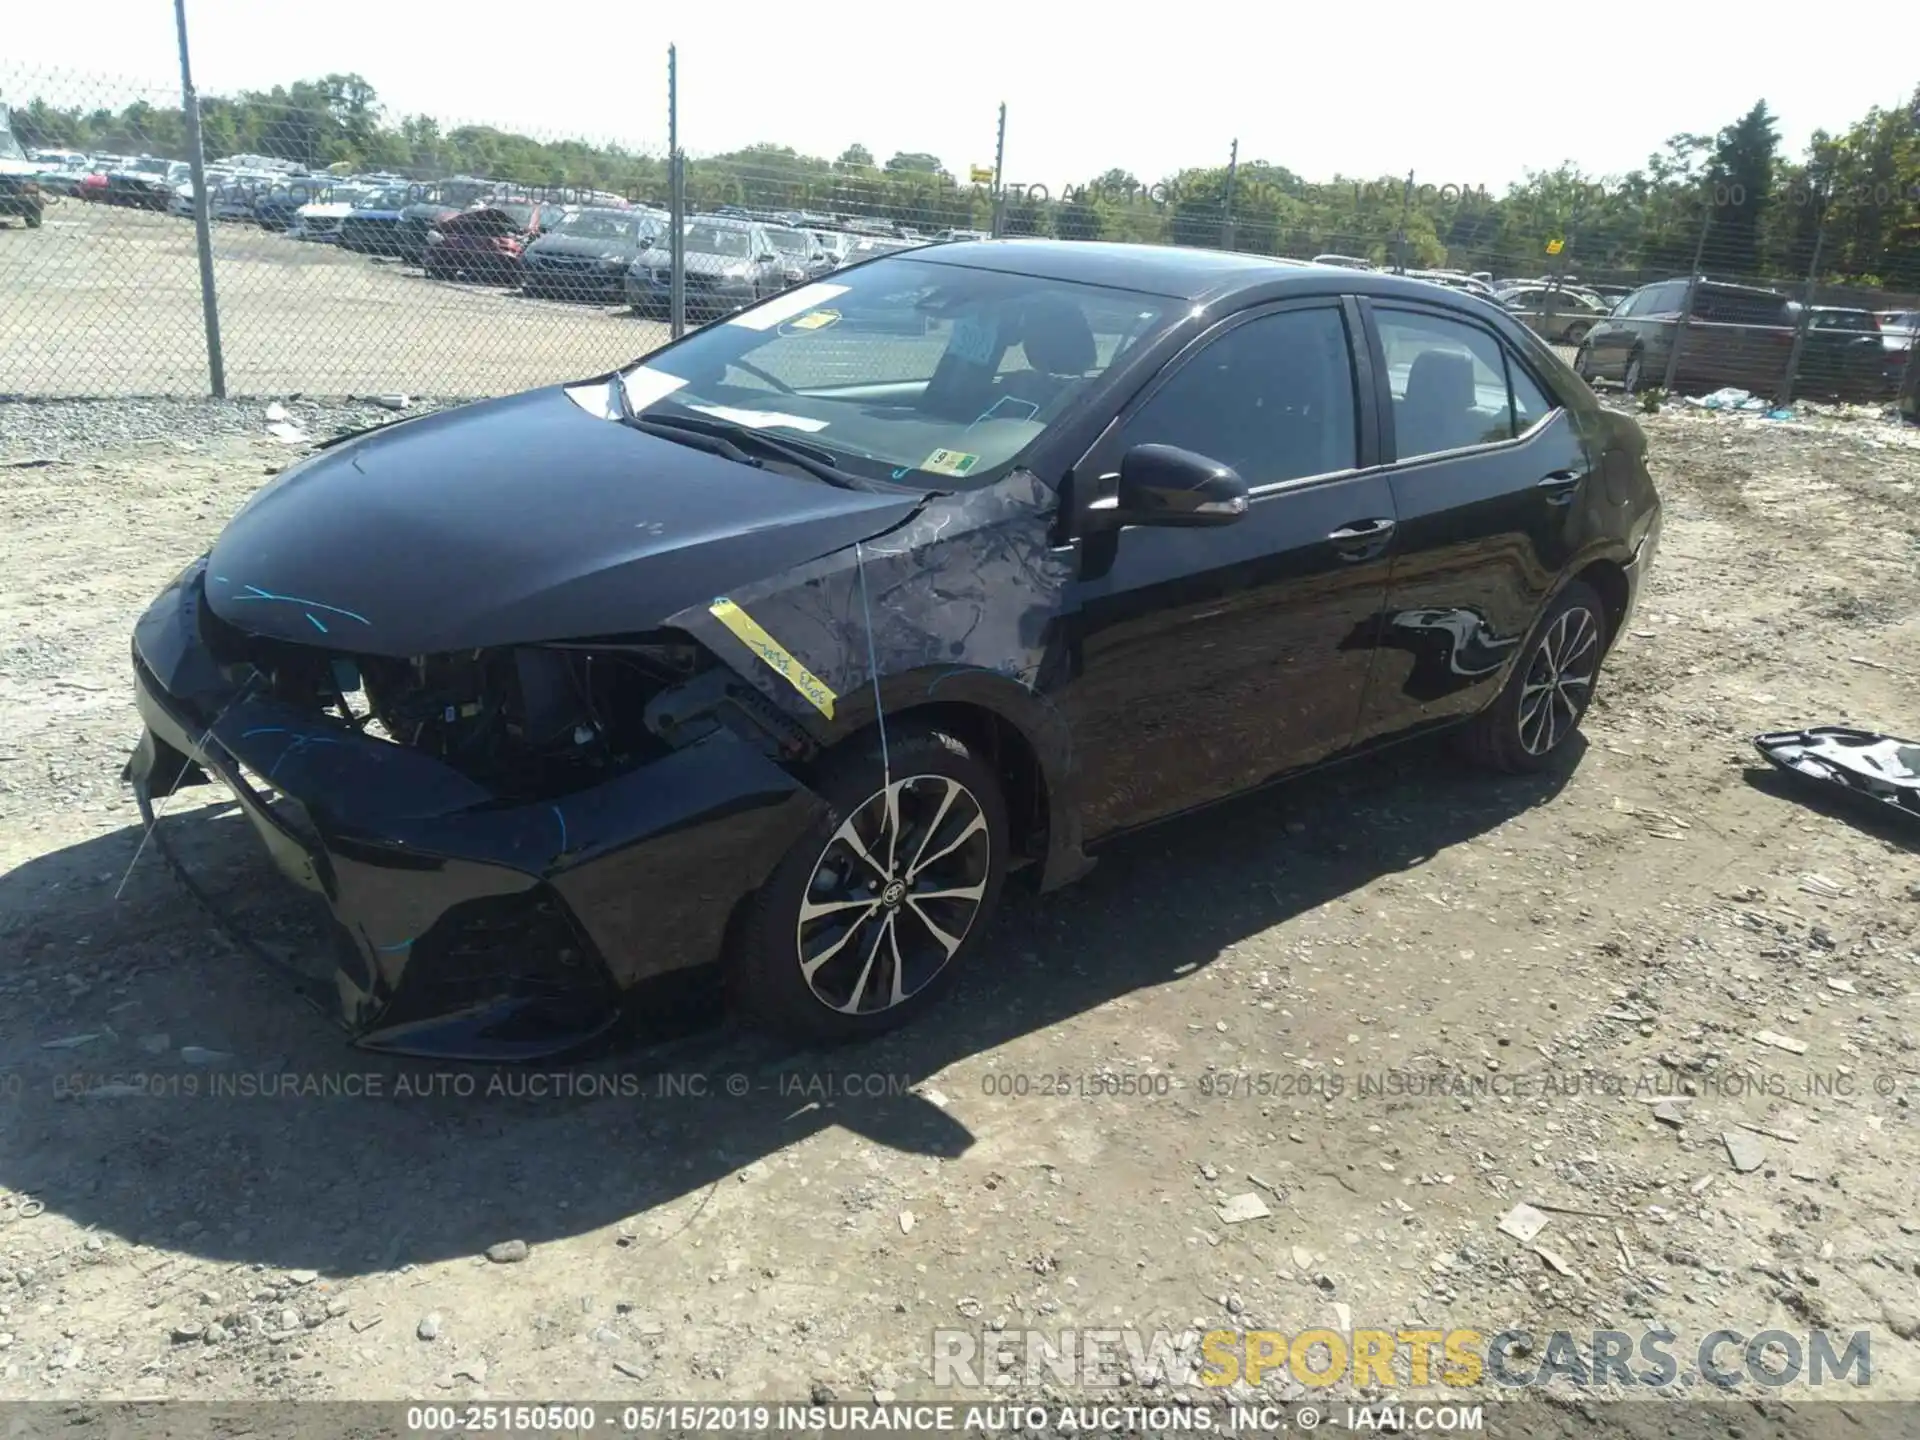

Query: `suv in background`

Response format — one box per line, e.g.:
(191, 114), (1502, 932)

(1576, 278), (1795, 395)
(1801, 307), (1897, 401)
(1500, 285), (1611, 344)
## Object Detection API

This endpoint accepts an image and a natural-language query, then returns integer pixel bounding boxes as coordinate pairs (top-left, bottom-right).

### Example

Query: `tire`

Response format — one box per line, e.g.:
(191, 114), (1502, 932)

(24, 204), (43, 229)
(1454, 579), (1609, 774)
(1622, 349), (1647, 393)
(1573, 341), (1595, 382)
(1563, 321), (1590, 344)
(728, 724), (1009, 1043)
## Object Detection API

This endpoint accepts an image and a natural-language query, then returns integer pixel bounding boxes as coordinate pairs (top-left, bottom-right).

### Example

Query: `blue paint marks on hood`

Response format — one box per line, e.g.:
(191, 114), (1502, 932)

(205, 385), (922, 657)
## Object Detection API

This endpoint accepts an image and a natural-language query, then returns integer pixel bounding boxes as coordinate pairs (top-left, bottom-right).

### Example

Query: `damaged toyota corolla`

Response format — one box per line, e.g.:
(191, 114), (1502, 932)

(126, 241), (1662, 1060)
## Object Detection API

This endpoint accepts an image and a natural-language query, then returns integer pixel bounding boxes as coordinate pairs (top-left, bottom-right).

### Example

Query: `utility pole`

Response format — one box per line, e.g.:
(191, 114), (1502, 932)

(172, 0), (225, 398)
(1222, 138), (1239, 251)
(989, 103), (1006, 238)
(1660, 205), (1713, 396)
(667, 45), (685, 339)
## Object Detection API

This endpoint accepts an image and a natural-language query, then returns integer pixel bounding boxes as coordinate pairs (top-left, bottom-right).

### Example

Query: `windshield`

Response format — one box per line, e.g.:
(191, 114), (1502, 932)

(1812, 311), (1876, 332)
(767, 228), (811, 256)
(685, 223), (754, 258)
(557, 209), (639, 241)
(617, 256), (1172, 490)
(491, 202), (536, 227)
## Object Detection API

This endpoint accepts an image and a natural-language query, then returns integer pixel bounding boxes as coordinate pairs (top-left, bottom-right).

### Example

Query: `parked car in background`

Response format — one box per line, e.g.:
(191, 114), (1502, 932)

(1576, 278), (1796, 395)
(107, 157), (189, 210)
(30, 152), (92, 197)
(522, 206), (666, 302)
(1500, 285), (1611, 344)
(765, 225), (836, 286)
(842, 234), (920, 264)
(337, 188), (423, 255)
(394, 200), (462, 264)
(0, 113), (43, 228)
(625, 215), (786, 318)
(423, 202), (565, 283)
(292, 183), (392, 242)
(1798, 307), (1897, 401)
(1876, 310), (1918, 356)
(123, 241), (1660, 1052)
(811, 230), (855, 267)
(252, 178), (330, 231)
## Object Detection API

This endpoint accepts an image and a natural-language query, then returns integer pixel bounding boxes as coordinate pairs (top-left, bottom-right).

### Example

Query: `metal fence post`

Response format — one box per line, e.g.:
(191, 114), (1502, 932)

(1660, 207), (1712, 396)
(172, 0), (226, 398)
(989, 103), (1006, 239)
(1222, 138), (1238, 251)
(1392, 170), (1413, 274)
(667, 45), (685, 340)
(1778, 206), (1827, 407)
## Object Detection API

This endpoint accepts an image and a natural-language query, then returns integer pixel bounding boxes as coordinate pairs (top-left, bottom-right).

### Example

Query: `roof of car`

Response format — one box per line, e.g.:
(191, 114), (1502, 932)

(909, 239), (1536, 309)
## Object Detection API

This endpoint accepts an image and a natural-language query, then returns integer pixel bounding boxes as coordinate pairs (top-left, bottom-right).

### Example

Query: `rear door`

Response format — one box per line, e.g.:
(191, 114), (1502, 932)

(1062, 299), (1398, 838)
(1351, 301), (1589, 745)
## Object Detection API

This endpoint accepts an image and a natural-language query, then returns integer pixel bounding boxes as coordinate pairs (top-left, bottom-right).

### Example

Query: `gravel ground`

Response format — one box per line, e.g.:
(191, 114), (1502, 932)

(1, 394), (1919, 1424)
(2, 203), (669, 398)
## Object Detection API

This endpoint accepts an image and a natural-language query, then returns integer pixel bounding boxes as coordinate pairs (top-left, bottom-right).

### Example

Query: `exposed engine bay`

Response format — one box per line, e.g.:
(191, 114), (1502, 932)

(197, 604), (813, 801)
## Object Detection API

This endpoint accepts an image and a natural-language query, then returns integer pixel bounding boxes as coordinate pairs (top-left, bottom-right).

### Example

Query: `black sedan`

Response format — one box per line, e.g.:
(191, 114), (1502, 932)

(124, 242), (1662, 1060)
(522, 206), (665, 302)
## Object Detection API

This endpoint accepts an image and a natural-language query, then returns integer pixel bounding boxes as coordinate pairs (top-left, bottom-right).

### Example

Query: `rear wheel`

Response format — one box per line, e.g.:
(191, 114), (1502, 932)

(1455, 579), (1609, 774)
(1573, 341), (1595, 382)
(728, 725), (1008, 1043)
(1563, 320), (1590, 344)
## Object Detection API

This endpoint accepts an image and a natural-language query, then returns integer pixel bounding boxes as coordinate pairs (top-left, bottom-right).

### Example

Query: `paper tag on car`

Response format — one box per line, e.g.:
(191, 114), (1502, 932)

(921, 448), (980, 477)
(728, 283), (850, 331)
(687, 404), (828, 433)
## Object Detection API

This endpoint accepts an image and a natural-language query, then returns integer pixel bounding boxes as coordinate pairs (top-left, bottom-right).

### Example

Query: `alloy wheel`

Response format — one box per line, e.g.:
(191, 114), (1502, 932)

(795, 774), (992, 1015)
(1516, 605), (1600, 757)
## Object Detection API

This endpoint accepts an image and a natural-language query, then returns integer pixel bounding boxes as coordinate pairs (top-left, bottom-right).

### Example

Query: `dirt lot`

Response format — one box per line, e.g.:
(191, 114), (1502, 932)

(1, 394), (1919, 1423)
(1, 202), (669, 397)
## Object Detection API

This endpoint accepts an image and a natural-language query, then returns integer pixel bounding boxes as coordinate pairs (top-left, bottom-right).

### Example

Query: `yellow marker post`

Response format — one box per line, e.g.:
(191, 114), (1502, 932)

(1545, 237), (1565, 255)
(708, 598), (837, 719)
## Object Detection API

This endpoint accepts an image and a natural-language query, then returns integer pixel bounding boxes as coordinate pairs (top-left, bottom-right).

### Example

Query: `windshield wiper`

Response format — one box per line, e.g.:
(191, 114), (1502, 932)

(624, 416), (764, 471)
(636, 412), (868, 489)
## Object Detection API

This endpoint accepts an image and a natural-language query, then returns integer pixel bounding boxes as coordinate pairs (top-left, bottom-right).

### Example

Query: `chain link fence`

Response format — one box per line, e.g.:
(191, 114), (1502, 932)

(4, 56), (1917, 408)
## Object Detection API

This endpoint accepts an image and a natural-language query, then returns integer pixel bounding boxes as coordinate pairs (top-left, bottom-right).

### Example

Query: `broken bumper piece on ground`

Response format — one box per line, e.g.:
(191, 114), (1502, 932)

(1754, 726), (1920, 830)
(123, 559), (828, 1061)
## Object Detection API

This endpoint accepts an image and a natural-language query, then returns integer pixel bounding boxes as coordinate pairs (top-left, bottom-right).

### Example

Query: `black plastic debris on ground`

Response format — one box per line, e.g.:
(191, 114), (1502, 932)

(1754, 726), (1920, 828)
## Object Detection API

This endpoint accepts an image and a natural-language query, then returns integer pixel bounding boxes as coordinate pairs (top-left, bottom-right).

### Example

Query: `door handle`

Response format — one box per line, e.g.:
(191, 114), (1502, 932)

(1327, 517), (1395, 561)
(1537, 469), (1586, 506)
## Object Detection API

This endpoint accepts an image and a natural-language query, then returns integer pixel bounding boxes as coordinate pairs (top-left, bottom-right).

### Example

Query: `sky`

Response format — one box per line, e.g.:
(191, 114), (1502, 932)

(5, 0), (1914, 191)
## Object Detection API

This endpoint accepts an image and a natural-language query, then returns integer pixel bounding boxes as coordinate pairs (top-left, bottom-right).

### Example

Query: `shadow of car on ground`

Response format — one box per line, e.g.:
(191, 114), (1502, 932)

(0, 735), (1575, 1275)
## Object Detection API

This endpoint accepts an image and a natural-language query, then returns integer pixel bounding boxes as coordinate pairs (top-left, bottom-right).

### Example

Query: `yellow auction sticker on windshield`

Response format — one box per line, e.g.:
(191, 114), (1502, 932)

(709, 598), (836, 719)
(787, 309), (840, 332)
(921, 448), (980, 477)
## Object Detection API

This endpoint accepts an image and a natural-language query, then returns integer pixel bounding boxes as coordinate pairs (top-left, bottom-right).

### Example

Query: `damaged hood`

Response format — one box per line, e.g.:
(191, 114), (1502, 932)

(205, 386), (923, 657)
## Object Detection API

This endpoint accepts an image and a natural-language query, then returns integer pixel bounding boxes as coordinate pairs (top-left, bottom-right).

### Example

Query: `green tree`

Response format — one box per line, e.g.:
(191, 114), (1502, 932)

(1706, 101), (1778, 276)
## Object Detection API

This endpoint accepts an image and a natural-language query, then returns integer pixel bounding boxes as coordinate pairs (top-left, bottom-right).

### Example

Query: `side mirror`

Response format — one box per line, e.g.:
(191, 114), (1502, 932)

(1093, 444), (1249, 529)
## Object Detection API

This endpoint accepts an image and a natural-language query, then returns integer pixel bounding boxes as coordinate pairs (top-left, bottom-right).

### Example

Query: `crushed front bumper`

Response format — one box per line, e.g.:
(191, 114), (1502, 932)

(125, 560), (827, 1060)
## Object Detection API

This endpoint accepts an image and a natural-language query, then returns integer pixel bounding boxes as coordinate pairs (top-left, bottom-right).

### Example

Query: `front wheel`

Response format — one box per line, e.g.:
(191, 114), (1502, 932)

(728, 725), (1008, 1042)
(1573, 341), (1595, 382)
(1455, 580), (1609, 774)
(1622, 350), (1647, 393)
(1563, 320), (1590, 344)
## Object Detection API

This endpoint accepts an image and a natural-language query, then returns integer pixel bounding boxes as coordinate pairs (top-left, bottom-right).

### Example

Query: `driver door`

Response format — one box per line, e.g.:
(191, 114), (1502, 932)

(1058, 300), (1398, 839)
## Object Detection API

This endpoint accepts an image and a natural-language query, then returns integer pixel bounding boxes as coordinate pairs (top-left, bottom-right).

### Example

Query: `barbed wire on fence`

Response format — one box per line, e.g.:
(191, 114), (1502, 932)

(2, 57), (1916, 407)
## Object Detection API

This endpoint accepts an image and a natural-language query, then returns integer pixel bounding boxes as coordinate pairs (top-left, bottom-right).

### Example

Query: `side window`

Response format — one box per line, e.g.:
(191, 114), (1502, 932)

(1119, 308), (1357, 488)
(1508, 353), (1555, 432)
(1375, 310), (1515, 461)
